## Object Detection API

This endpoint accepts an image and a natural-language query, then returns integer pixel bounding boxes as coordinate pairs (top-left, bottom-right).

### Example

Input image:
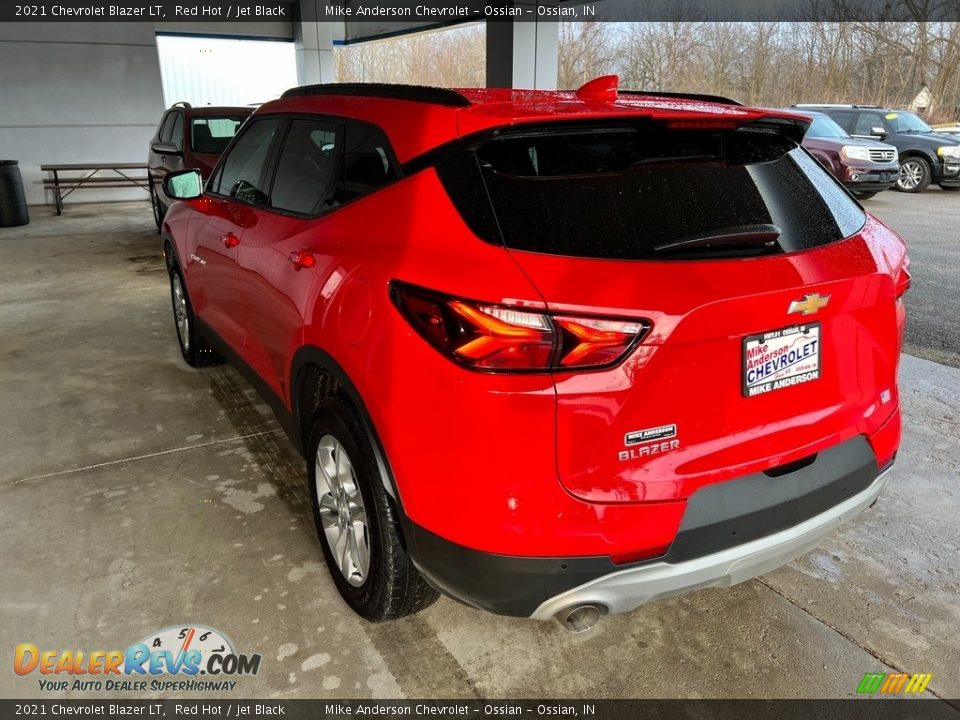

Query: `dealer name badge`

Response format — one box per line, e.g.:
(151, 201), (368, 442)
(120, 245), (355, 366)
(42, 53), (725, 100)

(743, 323), (821, 397)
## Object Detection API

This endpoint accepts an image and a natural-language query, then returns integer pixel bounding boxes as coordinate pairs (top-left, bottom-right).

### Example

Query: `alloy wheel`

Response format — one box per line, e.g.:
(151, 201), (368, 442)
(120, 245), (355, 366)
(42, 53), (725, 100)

(171, 273), (190, 351)
(315, 435), (370, 587)
(897, 161), (924, 191)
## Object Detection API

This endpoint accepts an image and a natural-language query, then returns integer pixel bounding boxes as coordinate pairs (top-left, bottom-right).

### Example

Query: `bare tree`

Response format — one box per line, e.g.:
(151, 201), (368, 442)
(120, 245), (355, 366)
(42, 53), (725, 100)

(337, 21), (960, 121)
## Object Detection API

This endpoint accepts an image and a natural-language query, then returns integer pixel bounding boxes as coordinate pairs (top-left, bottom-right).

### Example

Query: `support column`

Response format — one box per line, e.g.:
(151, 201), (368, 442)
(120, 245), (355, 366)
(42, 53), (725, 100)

(486, 9), (559, 89)
(295, 0), (340, 86)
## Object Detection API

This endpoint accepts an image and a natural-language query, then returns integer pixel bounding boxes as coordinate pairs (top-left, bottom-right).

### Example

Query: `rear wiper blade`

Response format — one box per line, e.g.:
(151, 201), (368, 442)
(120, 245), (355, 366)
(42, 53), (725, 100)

(653, 224), (782, 253)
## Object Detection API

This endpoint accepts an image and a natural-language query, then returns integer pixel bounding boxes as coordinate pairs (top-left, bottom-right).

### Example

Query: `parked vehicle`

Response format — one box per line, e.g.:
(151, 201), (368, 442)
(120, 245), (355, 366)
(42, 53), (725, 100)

(794, 104), (960, 192)
(161, 78), (909, 627)
(148, 102), (252, 230)
(933, 122), (960, 138)
(790, 110), (898, 199)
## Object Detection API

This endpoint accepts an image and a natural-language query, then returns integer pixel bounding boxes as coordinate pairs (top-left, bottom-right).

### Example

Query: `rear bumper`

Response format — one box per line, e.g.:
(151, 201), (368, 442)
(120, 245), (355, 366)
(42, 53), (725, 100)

(530, 466), (889, 619)
(408, 435), (890, 618)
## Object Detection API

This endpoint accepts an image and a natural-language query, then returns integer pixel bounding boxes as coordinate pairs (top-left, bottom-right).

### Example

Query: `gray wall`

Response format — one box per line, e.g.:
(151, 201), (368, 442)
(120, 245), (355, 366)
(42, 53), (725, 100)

(0, 23), (166, 206)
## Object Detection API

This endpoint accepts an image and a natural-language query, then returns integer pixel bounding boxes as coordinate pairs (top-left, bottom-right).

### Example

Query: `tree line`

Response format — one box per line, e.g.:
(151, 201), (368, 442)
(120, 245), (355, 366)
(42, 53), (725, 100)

(336, 22), (960, 121)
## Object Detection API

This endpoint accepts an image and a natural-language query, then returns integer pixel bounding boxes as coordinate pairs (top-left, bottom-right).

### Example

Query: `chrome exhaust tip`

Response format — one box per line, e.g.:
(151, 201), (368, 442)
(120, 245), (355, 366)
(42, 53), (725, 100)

(556, 604), (604, 632)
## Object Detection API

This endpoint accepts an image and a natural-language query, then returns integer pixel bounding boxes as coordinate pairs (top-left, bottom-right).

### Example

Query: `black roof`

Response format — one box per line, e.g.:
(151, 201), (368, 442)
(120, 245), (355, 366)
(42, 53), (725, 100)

(281, 83), (472, 108)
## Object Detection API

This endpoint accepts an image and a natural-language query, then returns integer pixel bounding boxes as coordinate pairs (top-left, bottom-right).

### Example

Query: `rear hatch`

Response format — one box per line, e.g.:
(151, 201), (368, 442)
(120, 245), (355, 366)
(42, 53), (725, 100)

(465, 118), (904, 503)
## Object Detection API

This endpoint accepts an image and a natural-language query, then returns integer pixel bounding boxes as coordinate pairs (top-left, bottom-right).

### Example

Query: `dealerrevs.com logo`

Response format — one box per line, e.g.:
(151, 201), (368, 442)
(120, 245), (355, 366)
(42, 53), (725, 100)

(14, 625), (261, 693)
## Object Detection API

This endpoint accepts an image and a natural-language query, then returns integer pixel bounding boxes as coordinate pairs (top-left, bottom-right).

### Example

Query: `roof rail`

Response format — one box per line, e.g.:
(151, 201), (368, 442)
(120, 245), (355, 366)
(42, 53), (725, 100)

(171, 101), (192, 109)
(792, 103), (855, 108)
(281, 83), (472, 108)
(620, 90), (743, 107)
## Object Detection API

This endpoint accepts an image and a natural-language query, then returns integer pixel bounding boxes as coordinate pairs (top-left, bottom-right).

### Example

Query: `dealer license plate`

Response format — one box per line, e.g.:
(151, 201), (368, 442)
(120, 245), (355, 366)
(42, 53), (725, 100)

(742, 323), (821, 397)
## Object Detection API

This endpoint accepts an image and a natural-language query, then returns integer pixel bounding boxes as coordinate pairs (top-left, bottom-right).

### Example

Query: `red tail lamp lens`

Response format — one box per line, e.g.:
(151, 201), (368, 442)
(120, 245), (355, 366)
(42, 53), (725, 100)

(447, 301), (555, 369)
(555, 316), (647, 368)
(392, 283), (648, 372)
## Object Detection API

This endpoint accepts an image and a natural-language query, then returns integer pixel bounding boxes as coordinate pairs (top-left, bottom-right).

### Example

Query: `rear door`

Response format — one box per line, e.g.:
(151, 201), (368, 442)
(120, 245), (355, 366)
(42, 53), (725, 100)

(235, 117), (402, 401)
(469, 121), (905, 504)
(185, 117), (282, 354)
(235, 117), (344, 398)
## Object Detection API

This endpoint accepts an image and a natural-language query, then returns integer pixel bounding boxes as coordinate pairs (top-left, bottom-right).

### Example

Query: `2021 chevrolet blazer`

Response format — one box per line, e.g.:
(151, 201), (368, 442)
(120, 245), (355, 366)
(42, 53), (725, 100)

(161, 77), (910, 627)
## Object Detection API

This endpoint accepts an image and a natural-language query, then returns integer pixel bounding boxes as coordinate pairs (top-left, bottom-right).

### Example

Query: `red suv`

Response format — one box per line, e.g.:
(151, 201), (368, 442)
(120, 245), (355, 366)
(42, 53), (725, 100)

(160, 78), (909, 627)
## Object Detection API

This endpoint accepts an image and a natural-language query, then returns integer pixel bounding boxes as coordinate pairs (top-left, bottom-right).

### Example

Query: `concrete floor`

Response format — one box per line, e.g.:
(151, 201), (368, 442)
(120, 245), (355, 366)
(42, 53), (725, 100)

(1, 201), (958, 703)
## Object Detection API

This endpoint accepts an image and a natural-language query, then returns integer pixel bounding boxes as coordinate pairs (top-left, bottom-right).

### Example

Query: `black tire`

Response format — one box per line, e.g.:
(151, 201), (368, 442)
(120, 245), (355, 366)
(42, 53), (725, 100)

(167, 258), (223, 368)
(307, 399), (439, 621)
(895, 157), (931, 193)
(938, 184), (960, 192)
(150, 177), (166, 233)
(851, 191), (878, 200)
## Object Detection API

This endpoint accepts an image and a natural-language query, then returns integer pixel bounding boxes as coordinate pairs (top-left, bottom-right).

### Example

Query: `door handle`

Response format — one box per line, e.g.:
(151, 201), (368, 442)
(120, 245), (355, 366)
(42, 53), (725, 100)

(222, 233), (240, 249)
(289, 250), (316, 271)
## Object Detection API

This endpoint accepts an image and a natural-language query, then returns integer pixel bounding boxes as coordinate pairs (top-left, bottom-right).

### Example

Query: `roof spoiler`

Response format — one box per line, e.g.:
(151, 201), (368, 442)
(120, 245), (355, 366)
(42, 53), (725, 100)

(575, 75), (743, 107)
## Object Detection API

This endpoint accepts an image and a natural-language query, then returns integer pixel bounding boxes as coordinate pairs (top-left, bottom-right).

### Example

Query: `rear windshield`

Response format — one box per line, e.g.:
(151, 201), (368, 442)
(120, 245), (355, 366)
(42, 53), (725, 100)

(191, 116), (247, 155)
(443, 123), (865, 260)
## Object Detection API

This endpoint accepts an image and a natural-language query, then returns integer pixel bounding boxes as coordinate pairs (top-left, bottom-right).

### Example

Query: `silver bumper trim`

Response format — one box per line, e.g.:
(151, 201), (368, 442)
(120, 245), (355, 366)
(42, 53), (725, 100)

(530, 468), (890, 620)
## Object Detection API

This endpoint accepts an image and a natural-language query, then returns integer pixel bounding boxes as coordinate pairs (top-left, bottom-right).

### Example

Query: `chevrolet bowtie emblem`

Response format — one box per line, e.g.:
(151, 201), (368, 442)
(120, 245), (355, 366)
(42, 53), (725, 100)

(788, 293), (830, 315)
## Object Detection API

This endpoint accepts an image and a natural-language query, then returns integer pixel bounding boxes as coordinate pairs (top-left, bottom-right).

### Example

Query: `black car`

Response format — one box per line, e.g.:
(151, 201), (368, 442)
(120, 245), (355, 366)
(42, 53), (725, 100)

(793, 104), (960, 193)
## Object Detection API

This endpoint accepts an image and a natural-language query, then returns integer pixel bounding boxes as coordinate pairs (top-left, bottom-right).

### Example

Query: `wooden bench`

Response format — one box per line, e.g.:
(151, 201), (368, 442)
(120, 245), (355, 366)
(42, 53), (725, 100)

(41, 163), (150, 215)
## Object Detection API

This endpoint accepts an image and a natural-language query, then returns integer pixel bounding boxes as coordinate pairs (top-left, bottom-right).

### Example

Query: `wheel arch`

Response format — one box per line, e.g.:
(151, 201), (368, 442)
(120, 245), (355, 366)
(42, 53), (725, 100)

(898, 148), (935, 165)
(290, 346), (400, 503)
(162, 236), (179, 270)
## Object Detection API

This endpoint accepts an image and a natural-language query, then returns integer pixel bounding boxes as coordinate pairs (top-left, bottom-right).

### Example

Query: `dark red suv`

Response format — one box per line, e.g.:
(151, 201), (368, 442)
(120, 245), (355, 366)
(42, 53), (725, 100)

(160, 79), (908, 628)
(793, 110), (899, 199)
(147, 103), (251, 231)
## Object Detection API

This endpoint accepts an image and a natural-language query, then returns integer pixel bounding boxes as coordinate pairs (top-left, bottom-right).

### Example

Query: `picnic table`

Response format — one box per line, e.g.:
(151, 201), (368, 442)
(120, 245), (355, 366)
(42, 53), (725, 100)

(41, 162), (150, 215)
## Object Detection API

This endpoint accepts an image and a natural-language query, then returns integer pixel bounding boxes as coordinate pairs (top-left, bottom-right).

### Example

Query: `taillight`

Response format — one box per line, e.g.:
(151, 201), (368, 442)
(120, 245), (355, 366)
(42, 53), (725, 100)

(895, 257), (911, 298)
(391, 282), (649, 372)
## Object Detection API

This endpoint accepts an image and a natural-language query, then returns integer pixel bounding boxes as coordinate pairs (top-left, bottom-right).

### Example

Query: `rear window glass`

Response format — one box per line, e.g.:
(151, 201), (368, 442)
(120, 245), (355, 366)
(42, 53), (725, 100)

(454, 124), (865, 260)
(191, 116), (247, 154)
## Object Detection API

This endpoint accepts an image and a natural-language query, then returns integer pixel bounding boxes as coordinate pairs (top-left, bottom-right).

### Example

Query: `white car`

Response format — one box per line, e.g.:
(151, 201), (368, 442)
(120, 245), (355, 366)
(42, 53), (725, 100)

(933, 123), (960, 137)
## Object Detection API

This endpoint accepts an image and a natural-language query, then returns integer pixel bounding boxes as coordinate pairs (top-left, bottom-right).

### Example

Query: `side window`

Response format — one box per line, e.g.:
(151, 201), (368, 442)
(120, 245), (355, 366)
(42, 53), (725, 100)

(169, 112), (184, 150)
(828, 111), (855, 134)
(158, 112), (175, 142)
(271, 119), (343, 216)
(344, 122), (398, 201)
(215, 118), (281, 206)
(853, 113), (885, 136)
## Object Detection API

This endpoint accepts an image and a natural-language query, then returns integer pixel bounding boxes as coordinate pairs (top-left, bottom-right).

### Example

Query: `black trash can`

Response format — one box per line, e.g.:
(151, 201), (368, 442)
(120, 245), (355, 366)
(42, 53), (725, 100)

(0, 160), (30, 227)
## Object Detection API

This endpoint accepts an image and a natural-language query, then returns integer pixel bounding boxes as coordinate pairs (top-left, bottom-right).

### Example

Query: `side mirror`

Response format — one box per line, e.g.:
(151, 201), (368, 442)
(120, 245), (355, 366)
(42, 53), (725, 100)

(151, 141), (182, 156)
(870, 126), (888, 139)
(163, 169), (202, 200)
